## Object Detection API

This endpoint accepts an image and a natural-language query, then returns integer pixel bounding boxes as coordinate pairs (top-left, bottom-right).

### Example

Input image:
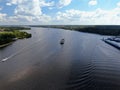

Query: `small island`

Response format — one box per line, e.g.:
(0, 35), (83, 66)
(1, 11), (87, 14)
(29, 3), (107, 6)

(0, 26), (32, 47)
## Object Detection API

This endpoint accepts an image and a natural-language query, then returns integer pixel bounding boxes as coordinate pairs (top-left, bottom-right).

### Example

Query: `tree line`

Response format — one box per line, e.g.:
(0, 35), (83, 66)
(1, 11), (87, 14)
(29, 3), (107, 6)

(0, 27), (31, 45)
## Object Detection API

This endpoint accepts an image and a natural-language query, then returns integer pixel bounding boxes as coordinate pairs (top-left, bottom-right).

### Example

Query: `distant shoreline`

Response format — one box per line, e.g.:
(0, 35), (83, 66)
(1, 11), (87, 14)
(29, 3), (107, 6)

(31, 25), (120, 36)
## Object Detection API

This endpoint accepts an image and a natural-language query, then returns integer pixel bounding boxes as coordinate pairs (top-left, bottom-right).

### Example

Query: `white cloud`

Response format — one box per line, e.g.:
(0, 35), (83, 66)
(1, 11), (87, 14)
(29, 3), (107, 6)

(2, 0), (120, 25)
(0, 14), (52, 25)
(7, 0), (54, 7)
(0, 13), (7, 22)
(6, 0), (27, 6)
(117, 2), (120, 7)
(6, 3), (12, 6)
(14, 0), (42, 16)
(2, 6), (120, 25)
(88, 0), (97, 6)
(54, 7), (120, 25)
(4, 0), (54, 24)
(7, 0), (54, 16)
(58, 0), (72, 8)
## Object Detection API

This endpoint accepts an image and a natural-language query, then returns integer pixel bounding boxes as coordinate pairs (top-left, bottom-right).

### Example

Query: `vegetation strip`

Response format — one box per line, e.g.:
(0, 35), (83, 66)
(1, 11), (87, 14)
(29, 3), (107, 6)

(0, 27), (32, 46)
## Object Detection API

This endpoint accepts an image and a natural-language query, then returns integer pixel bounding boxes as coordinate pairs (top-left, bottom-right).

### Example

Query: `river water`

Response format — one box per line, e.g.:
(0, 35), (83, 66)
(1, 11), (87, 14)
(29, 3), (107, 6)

(0, 27), (120, 90)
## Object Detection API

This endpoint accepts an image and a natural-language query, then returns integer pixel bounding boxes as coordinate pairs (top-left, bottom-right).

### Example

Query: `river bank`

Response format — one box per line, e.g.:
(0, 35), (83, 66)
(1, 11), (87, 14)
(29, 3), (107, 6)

(0, 42), (13, 48)
(0, 27), (32, 48)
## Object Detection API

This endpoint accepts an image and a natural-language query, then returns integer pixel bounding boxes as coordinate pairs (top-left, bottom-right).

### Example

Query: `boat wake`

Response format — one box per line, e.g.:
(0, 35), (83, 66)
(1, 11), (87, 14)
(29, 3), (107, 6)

(0, 38), (46, 63)
(1, 54), (14, 62)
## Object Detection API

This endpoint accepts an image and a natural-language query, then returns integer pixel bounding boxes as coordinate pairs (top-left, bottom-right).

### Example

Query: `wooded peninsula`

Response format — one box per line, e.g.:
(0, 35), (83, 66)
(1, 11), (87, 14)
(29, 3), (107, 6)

(0, 26), (31, 46)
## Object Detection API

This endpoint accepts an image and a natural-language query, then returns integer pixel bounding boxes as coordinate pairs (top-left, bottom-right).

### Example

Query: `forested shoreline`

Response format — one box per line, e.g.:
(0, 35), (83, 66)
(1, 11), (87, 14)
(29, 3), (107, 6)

(0, 27), (31, 46)
(31, 25), (120, 36)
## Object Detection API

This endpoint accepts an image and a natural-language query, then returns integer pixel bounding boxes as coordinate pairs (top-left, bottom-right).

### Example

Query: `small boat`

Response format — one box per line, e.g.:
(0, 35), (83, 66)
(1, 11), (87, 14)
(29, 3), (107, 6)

(60, 39), (65, 45)
(2, 58), (8, 62)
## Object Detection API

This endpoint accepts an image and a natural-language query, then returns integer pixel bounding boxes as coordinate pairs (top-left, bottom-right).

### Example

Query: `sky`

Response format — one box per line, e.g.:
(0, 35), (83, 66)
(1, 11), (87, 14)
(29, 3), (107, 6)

(0, 0), (120, 25)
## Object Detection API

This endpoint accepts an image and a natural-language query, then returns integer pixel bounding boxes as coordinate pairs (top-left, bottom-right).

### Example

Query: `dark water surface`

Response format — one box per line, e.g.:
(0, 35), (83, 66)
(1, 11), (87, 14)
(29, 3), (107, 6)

(0, 27), (120, 90)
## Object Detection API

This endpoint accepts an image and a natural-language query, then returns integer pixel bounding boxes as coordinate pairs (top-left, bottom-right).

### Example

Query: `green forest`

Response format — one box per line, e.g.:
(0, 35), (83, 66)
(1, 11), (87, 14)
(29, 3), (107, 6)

(0, 27), (31, 45)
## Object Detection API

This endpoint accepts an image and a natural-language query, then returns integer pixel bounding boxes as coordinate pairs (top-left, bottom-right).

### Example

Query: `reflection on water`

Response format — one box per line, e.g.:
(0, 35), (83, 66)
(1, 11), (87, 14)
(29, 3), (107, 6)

(8, 67), (33, 82)
(0, 27), (120, 90)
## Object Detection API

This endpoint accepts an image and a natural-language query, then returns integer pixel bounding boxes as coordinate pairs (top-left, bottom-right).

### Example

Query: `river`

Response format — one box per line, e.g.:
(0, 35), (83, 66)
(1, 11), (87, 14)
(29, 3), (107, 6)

(0, 27), (120, 90)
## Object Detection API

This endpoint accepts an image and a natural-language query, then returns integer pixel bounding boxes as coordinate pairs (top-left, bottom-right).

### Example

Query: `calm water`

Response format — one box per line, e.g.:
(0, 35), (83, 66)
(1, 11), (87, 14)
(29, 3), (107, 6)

(0, 27), (120, 90)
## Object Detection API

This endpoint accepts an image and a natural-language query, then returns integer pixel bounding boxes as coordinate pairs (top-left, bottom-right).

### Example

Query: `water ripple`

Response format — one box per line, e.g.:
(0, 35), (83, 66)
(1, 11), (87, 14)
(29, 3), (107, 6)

(66, 61), (93, 90)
